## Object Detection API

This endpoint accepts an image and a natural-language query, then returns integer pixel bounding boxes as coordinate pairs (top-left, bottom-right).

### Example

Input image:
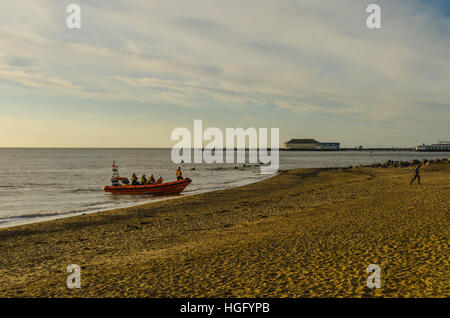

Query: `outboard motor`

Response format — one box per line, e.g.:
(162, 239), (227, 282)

(111, 177), (121, 186)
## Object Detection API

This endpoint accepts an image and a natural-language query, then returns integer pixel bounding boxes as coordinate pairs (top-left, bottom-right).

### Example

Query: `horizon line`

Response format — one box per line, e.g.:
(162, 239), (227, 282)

(0, 146), (420, 149)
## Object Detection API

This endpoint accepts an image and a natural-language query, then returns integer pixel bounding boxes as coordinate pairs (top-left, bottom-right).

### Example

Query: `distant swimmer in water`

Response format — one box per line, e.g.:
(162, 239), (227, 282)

(176, 167), (183, 181)
(410, 163), (421, 185)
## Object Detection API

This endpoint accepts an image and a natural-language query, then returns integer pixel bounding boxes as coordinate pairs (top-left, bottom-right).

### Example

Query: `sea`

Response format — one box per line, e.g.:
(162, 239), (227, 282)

(0, 148), (448, 228)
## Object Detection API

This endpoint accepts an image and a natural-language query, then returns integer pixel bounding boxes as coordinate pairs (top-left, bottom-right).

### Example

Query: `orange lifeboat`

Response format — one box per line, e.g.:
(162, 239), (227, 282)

(103, 178), (191, 195)
(103, 161), (191, 195)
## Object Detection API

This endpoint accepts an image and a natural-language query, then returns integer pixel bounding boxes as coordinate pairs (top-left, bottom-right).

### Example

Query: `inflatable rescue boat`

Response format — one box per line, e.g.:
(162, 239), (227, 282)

(103, 178), (191, 195)
(103, 161), (191, 195)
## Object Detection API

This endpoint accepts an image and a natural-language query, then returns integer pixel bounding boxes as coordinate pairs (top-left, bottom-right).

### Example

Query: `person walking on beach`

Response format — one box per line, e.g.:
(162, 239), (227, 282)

(410, 163), (421, 185)
(176, 167), (183, 181)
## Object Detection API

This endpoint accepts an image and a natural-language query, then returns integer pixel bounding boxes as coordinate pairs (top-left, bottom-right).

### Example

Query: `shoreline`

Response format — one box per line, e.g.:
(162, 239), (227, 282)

(0, 172), (276, 229)
(1, 152), (448, 230)
(0, 163), (448, 297)
(3, 155), (446, 229)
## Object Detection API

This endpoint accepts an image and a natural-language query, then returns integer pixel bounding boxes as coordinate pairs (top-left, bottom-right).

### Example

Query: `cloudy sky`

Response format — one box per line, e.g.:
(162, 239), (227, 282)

(0, 0), (449, 147)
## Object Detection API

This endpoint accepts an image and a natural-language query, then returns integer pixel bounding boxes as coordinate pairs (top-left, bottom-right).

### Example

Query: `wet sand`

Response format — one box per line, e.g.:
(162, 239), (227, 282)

(0, 163), (448, 297)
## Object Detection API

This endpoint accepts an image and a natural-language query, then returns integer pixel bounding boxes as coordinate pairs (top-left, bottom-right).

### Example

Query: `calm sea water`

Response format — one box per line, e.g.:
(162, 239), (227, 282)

(0, 148), (447, 228)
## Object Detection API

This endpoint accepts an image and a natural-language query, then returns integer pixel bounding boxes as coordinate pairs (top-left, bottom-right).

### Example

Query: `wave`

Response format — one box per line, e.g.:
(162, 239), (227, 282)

(27, 183), (64, 187)
(80, 201), (111, 208)
(0, 183), (65, 190)
(0, 187), (101, 194)
(0, 205), (108, 223)
(63, 188), (100, 194)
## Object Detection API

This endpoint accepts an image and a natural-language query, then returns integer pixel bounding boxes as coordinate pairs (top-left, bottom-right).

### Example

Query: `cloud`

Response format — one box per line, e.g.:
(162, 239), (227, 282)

(0, 67), (80, 90)
(0, 0), (448, 146)
(176, 17), (223, 33)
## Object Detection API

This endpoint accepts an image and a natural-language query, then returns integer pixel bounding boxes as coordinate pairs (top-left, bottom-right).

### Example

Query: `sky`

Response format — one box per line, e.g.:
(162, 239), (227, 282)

(0, 0), (449, 148)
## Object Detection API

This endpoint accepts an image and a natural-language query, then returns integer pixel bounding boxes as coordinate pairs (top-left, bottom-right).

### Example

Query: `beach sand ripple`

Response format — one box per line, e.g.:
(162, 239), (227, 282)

(0, 164), (448, 297)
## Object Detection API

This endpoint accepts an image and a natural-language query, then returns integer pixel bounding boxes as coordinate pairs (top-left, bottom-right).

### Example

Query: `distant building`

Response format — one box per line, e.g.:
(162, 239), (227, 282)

(415, 141), (450, 151)
(284, 139), (340, 150)
(284, 139), (322, 149)
(321, 142), (340, 150)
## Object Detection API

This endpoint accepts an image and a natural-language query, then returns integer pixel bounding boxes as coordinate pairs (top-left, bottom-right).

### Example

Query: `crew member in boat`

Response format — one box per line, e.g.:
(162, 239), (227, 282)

(176, 167), (183, 181)
(157, 176), (163, 184)
(147, 174), (156, 184)
(141, 174), (147, 185)
(131, 173), (138, 185)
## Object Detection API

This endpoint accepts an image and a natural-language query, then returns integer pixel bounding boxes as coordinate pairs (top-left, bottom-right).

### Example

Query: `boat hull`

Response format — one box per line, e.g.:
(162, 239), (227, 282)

(103, 178), (191, 195)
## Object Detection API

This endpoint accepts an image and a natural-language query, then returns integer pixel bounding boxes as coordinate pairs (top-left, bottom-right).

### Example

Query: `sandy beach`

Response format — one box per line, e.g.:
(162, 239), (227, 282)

(0, 163), (448, 297)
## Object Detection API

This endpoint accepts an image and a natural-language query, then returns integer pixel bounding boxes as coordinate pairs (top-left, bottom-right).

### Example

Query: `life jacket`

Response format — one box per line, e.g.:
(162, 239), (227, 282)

(176, 169), (182, 177)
